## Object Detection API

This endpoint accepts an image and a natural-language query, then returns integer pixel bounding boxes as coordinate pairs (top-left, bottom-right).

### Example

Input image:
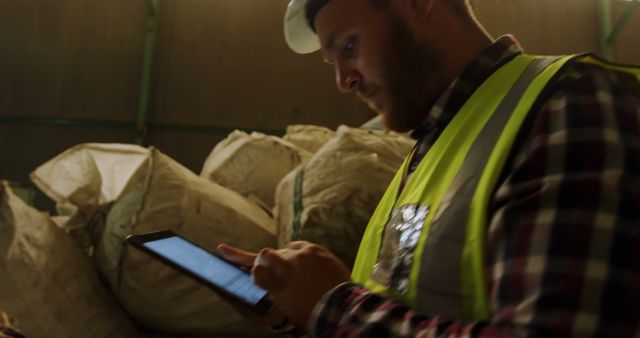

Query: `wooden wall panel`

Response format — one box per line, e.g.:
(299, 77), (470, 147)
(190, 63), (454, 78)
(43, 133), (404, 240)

(474, 0), (598, 55)
(1, 0), (635, 128)
(150, 0), (374, 130)
(0, 0), (146, 120)
(612, 1), (640, 64)
(474, 0), (638, 62)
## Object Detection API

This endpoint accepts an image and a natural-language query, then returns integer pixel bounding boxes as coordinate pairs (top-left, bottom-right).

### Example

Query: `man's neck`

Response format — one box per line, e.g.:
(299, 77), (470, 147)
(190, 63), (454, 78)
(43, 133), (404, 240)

(440, 27), (494, 91)
(423, 0), (494, 92)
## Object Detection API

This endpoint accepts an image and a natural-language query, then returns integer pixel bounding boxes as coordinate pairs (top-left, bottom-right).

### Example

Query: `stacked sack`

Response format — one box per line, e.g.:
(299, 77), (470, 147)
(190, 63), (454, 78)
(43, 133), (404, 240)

(0, 182), (139, 338)
(281, 125), (335, 154)
(274, 125), (414, 267)
(200, 130), (312, 212)
(30, 144), (277, 338)
(17, 121), (413, 337)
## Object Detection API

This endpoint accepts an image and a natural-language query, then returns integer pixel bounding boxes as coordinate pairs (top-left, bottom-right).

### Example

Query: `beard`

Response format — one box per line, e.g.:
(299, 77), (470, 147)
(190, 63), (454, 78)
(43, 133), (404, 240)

(368, 13), (443, 133)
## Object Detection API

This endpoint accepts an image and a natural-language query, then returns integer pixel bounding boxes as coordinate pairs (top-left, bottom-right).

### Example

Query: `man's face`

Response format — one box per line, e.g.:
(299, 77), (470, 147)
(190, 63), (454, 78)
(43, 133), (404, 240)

(314, 0), (443, 132)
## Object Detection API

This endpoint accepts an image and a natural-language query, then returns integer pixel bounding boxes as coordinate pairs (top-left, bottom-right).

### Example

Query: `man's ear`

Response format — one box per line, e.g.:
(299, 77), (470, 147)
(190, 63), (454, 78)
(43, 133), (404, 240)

(410, 0), (435, 20)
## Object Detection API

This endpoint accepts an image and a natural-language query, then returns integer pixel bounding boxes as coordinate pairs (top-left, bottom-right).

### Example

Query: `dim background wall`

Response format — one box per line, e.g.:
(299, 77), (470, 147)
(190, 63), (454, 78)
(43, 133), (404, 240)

(0, 0), (638, 210)
(474, 0), (639, 63)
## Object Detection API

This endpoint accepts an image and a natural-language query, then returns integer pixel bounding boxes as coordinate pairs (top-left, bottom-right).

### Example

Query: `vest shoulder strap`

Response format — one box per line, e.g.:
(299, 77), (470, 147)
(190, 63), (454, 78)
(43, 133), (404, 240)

(577, 54), (640, 77)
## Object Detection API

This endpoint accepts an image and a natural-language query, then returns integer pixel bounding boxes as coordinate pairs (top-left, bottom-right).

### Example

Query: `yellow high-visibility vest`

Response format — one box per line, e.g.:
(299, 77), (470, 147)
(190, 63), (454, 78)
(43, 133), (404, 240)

(352, 54), (640, 322)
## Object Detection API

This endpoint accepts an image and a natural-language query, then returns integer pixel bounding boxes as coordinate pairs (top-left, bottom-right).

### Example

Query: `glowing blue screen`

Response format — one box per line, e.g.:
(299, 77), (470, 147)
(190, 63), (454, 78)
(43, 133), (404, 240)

(144, 236), (267, 305)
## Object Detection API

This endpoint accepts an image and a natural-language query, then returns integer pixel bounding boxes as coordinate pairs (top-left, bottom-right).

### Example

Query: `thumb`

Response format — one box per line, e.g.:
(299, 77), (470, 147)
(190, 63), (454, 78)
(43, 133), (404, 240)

(252, 248), (288, 293)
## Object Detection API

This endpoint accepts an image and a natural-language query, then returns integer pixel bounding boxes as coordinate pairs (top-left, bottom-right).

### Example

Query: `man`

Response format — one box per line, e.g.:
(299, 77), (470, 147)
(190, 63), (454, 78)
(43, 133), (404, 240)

(219, 0), (640, 336)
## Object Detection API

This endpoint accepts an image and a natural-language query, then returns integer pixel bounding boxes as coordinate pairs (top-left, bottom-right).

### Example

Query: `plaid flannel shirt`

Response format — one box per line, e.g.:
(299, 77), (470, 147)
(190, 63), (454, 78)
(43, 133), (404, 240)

(307, 35), (640, 338)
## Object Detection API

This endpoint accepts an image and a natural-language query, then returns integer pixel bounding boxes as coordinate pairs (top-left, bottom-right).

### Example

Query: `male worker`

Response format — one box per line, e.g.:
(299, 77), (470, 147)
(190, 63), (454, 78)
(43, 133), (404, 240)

(219, 0), (640, 336)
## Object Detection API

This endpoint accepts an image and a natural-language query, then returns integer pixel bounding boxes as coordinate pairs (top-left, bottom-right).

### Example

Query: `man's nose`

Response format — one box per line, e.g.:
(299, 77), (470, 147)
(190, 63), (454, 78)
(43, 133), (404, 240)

(335, 62), (361, 94)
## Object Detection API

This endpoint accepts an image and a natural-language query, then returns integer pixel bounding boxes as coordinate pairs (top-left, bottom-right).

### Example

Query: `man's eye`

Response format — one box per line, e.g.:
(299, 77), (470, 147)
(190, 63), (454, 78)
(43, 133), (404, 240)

(343, 41), (356, 57)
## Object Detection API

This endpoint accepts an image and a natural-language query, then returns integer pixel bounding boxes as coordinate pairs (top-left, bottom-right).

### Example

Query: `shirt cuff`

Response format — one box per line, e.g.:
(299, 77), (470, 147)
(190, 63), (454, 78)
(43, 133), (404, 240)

(307, 282), (366, 337)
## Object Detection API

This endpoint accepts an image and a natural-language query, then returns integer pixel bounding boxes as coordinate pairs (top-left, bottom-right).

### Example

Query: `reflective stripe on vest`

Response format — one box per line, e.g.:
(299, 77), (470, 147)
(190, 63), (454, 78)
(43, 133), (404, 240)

(352, 54), (578, 322)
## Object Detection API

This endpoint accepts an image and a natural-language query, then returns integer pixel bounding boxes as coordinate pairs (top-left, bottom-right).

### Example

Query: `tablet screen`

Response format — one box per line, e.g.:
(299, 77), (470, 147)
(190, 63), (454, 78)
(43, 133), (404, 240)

(143, 236), (268, 305)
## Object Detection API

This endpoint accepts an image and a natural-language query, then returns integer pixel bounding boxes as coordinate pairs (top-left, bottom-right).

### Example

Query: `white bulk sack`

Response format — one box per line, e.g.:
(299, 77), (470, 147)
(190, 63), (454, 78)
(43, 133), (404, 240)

(0, 182), (139, 338)
(31, 143), (151, 250)
(31, 143), (277, 337)
(201, 131), (310, 211)
(282, 125), (335, 154)
(275, 126), (414, 267)
(360, 115), (386, 130)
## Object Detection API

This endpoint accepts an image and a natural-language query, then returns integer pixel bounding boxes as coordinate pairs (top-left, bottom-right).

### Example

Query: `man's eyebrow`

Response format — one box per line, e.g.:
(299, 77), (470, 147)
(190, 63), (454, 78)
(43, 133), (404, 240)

(324, 31), (339, 55)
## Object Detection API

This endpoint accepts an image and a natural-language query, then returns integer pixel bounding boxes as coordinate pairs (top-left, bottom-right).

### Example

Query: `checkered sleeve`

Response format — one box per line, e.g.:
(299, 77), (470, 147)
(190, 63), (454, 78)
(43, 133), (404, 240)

(307, 62), (640, 337)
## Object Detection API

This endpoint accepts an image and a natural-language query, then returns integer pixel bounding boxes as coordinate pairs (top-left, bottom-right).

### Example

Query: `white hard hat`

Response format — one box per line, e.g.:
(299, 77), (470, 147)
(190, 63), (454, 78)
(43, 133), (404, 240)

(283, 0), (321, 54)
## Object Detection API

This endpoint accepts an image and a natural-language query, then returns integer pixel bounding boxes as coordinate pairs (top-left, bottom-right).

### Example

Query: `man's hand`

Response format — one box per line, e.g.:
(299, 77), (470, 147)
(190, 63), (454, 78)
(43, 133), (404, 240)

(215, 244), (287, 328)
(251, 241), (351, 326)
(218, 242), (351, 327)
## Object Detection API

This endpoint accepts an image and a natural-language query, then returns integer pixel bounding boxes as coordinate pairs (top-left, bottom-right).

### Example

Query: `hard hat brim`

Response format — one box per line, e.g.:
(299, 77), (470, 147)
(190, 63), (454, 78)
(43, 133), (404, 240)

(284, 0), (321, 54)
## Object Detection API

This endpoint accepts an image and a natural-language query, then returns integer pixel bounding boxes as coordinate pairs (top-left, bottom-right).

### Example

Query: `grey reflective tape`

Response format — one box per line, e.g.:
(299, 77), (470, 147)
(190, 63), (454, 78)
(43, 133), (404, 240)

(415, 56), (561, 320)
(371, 204), (430, 293)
